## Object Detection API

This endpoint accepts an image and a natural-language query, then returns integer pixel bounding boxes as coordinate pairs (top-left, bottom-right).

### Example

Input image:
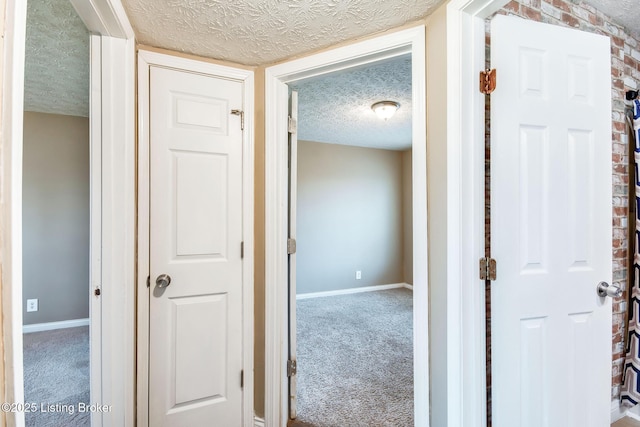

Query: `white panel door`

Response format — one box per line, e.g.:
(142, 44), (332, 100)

(491, 15), (612, 427)
(148, 66), (244, 426)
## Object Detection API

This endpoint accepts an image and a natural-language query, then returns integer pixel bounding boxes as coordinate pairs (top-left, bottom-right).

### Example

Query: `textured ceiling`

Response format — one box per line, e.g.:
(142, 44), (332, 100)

(121, 0), (445, 66)
(289, 54), (411, 151)
(581, 0), (640, 42)
(24, 0), (89, 117)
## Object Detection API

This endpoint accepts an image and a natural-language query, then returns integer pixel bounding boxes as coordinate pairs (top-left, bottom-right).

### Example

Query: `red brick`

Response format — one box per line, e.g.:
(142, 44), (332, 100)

(551, 0), (570, 12)
(504, 1), (519, 13)
(522, 5), (542, 21)
(561, 12), (580, 27)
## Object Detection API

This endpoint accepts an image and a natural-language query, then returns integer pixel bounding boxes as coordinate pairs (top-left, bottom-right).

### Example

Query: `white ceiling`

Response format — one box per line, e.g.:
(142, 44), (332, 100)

(289, 55), (412, 151)
(120, 0), (445, 66)
(25, 0), (89, 117)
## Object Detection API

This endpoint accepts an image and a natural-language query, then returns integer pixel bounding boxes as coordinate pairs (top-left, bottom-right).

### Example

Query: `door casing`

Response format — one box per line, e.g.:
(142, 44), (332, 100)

(265, 26), (428, 427)
(2, 0), (136, 425)
(136, 49), (255, 427)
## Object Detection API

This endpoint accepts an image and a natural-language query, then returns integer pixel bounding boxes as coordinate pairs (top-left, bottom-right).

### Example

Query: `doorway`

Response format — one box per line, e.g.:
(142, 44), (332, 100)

(287, 55), (415, 425)
(264, 26), (427, 427)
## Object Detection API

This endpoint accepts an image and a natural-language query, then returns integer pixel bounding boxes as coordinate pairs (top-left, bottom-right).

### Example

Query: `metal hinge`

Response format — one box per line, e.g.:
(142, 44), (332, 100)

(241, 370), (244, 388)
(480, 257), (497, 281)
(241, 241), (244, 259)
(287, 238), (297, 255)
(287, 360), (297, 377)
(479, 68), (497, 95)
(146, 275), (150, 288)
(288, 116), (297, 134)
(94, 286), (101, 297)
(231, 109), (244, 130)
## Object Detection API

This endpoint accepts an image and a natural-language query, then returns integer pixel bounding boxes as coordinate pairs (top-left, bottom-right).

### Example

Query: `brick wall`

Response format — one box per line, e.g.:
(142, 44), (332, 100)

(485, 0), (640, 421)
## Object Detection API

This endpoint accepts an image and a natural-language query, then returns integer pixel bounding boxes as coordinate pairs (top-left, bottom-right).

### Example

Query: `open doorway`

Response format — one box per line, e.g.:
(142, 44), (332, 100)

(287, 55), (414, 425)
(22, 0), (91, 425)
(264, 26), (427, 427)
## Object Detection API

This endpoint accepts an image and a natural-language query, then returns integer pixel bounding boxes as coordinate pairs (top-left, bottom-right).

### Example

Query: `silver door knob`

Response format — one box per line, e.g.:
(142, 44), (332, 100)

(156, 274), (171, 288)
(597, 281), (621, 298)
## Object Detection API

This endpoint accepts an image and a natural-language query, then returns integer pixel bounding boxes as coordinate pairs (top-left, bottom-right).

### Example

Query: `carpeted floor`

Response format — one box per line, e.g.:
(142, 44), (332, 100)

(23, 326), (90, 427)
(294, 288), (413, 427)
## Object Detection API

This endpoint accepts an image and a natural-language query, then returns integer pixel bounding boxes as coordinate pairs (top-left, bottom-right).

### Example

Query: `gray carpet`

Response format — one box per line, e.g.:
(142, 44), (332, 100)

(23, 326), (90, 427)
(295, 288), (414, 427)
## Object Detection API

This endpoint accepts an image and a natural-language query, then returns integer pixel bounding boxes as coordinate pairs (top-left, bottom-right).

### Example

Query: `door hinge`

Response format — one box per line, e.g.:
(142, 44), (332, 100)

(94, 286), (101, 297)
(287, 238), (297, 255)
(241, 241), (244, 259)
(287, 359), (297, 377)
(480, 257), (497, 281)
(288, 116), (297, 134)
(241, 370), (244, 388)
(479, 68), (497, 95)
(146, 275), (150, 288)
(231, 109), (244, 130)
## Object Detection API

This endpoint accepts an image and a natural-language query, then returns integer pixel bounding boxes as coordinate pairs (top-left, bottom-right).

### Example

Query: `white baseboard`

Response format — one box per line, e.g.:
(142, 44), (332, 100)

(23, 318), (90, 334)
(296, 282), (412, 300)
(254, 416), (265, 427)
(612, 398), (627, 422)
(626, 402), (640, 421)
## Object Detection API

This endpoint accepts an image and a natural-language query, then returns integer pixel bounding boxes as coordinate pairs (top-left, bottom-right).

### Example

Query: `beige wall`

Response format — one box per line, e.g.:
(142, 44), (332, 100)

(296, 141), (406, 294)
(402, 149), (413, 284)
(22, 112), (89, 325)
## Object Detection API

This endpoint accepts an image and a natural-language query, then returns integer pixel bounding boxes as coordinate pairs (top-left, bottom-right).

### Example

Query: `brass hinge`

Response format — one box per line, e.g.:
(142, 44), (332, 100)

(287, 238), (297, 255)
(287, 360), (297, 377)
(240, 370), (244, 388)
(231, 109), (244, 130)
(94, 286), (101, 297)
(241, 241), (244, 259)
(480, 257), (497, 281)
(288, 116), (297, 134)
(479, 68), (496, 95)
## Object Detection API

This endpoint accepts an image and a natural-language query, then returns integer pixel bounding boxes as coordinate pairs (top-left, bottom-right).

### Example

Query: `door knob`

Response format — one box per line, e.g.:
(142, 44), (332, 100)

(597, 281), (622, 298)
(156, 274), (172, 289)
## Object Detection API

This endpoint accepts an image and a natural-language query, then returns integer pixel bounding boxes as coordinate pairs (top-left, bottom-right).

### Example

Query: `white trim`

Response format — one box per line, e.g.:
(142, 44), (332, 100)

(22, 318), (90, 334)
(444, 1), (509, 426)
(136, 50), (255, 427)
(254, 416), (265, 427)
(613, 400), (627, 422)
(2, 4), (27, 426)
(265, 26), (428, 427)
(625, 403), (640, 421)
(296, 283), (412, 300)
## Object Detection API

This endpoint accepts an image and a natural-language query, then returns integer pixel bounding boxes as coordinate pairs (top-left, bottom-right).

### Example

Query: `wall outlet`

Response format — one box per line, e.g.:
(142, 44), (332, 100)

(356, 270), (362, 280)
(26, 299), (38, 312)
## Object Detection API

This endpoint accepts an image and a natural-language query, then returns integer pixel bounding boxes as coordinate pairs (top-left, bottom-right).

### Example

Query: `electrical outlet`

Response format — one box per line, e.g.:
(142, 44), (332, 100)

(26, 299), (38, 312)
(356, 270), (362, 280)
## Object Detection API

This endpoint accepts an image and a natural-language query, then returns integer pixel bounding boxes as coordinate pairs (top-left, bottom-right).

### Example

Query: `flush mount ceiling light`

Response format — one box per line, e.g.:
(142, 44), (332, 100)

(371, 100), (400, 120)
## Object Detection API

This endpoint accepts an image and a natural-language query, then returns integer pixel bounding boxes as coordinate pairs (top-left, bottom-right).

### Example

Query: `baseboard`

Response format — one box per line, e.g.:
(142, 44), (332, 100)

(612, 399), (626, 422)
(297, 282), (411, 300)
(626, 402), (640, 421)
(23, 318), (90, 334)
(254, 416), (265, 427)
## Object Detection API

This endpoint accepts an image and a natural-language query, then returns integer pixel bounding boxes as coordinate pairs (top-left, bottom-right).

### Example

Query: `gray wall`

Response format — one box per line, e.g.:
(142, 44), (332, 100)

(23, 111), (90, 325)
(296, 140), (410, 294)
(402, 149), (413, 285)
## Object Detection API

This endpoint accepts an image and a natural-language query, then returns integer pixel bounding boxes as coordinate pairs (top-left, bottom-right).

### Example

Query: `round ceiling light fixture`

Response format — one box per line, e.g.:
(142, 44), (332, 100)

(371, 100), (400, 120)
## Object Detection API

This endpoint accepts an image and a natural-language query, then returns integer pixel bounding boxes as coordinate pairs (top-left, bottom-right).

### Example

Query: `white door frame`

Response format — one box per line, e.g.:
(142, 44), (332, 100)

(2, 0), (136, 425)
(265, 26), (428, 427)
(427, 1), (509, 426)
(135, 50), (255, 427)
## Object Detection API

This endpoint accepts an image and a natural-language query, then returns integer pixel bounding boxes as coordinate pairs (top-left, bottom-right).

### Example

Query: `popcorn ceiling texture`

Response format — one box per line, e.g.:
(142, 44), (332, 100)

(485, 0), (640, 422)
(25, 0), (90, 117)
(289, 55), (412, 151)
(120, 0), (445, 66)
